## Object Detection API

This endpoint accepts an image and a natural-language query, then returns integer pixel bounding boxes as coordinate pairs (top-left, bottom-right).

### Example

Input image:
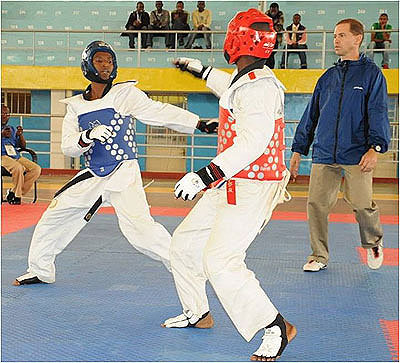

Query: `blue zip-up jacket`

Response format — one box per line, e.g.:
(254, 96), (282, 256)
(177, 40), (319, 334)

(292, 54), (391, 165)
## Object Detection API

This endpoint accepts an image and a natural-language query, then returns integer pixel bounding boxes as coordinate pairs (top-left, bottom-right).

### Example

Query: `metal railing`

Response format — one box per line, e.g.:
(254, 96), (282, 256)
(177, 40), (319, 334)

(8, 114), (399, 173)
(1, 28), (398, 69)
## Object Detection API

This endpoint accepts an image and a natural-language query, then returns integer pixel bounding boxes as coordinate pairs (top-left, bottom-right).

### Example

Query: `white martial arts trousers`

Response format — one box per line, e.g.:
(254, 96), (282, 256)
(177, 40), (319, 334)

(170, 174), (290, 342)
(26, 160), (171, 283)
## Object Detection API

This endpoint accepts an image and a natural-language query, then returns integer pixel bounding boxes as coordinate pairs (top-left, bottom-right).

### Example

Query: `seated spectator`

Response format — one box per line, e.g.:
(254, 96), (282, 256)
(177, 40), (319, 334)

(171, 1), (190, 47)
(1, 104), (41, 205)
(123, 1), (150, 49)
(185, 1), (212, 49)
(148, 1), (172, 48)
(280, 14), (307, 69)
(367, 13), (392, 69)
(265, 2), (284, 69)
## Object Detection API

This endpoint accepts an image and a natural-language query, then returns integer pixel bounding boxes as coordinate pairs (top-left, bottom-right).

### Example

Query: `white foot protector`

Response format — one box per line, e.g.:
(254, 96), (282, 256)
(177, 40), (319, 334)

(14, 272), (44, 286)
(163, 310), (209, 328)
(252, 314), (289, 360)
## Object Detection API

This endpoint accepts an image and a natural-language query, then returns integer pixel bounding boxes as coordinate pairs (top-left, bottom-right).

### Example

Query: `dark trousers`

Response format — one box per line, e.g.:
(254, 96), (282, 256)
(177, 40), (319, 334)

(280, 44), (308, 68)
(171, 23), (190, 47)
(127, 26), (148, 48)
(148, 25), (172, 47)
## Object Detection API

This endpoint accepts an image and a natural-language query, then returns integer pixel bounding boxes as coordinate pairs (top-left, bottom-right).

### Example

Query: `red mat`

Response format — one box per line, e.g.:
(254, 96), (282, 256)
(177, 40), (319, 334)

(356, 247), (399, 266)
(380, 320), (399, 361)
(2, 203), (398, 235)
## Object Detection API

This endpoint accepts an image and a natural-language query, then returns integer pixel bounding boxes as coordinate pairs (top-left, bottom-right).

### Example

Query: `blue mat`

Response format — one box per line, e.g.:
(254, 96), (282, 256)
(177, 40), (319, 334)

(2, 214), (398, 362)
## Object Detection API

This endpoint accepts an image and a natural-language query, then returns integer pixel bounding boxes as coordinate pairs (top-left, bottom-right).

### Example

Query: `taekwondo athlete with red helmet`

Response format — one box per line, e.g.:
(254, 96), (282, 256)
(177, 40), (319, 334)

(13, 40), (217, 286)
(162, 9), (296, 362)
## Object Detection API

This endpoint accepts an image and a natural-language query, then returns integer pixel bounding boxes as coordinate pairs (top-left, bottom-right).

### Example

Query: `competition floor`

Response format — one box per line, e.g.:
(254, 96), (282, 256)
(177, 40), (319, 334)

(1, 176), (399, 362)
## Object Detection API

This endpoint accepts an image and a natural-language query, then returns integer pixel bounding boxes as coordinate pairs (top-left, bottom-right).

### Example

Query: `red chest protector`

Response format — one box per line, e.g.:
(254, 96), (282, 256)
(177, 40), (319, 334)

(217, 106), (286, 181)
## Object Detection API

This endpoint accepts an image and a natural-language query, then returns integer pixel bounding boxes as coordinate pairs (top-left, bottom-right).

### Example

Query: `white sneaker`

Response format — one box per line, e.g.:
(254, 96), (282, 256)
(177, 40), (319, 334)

(303, 260), (327, 272)
(367, 242), (384, 270)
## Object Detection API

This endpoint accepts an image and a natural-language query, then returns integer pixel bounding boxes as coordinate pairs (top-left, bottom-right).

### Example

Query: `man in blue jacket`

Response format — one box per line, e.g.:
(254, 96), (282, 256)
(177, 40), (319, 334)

(289, 18), (391, 272)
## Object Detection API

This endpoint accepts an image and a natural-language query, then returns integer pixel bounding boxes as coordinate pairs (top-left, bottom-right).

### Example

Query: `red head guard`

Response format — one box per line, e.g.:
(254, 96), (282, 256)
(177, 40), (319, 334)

(223, 8), (276, 64)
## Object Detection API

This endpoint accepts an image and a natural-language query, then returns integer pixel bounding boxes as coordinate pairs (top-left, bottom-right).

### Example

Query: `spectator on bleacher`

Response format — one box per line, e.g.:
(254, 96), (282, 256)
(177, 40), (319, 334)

(265, 2), (284, 68)
(123, 1), (150, 49)
(290, 19), (391, 272)
(171, 1), (190, 47)
(280, 14), (307, 69)
(367, 13), (392, 69)
(1, 104), (41, 205)
(148, 1), (172, 48)
(185, 1), (212, 49)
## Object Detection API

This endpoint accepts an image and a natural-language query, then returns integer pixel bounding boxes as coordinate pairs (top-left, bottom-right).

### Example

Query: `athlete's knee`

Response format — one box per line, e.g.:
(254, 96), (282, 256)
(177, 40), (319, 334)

(170, 230), (192, 263)
(203, 248), (228, 278)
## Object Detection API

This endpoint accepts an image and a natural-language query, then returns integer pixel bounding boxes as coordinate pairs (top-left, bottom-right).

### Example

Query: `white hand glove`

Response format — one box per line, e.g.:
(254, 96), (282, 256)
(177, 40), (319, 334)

(173, 57), (212, 80)
(82, 125), (113, 144)
(174, 172), (207, 201)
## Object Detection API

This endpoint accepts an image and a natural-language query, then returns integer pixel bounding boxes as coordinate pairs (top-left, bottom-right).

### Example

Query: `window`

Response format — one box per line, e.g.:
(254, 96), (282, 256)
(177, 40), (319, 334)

(1, 90), (31, 114)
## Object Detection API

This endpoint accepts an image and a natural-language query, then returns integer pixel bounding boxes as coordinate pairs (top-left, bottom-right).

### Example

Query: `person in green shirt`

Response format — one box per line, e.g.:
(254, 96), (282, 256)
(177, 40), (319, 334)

(367, 13), (392, 68)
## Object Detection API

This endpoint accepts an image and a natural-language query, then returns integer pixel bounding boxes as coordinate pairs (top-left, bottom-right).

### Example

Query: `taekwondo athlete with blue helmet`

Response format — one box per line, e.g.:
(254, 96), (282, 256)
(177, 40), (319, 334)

(13, 40), (217, 286)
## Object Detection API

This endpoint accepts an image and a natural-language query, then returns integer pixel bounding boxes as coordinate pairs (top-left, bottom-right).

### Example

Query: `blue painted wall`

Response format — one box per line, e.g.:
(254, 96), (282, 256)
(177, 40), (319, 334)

(7, 90), (51, 168)
(187, 93), (219, 170)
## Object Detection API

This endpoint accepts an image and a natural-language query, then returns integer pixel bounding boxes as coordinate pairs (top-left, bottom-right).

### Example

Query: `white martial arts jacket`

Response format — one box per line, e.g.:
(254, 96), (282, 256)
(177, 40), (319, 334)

(60, 81), (199, 191)
(206, 66), (286, 182)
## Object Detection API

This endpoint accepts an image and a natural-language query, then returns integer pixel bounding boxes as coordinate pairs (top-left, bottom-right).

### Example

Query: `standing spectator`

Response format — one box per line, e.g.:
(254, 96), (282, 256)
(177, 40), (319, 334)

(148, 1), (172, 48)
(185, 1), (212, 49)
(280, 14), (307, 69)
(367, 13), (392, 69)
(170, 1), (190, 47)
(265, 2), (284, 69)
(123, 1), (150, 49)
(289, 19), (391, 272)
(1, 104), (41, 205)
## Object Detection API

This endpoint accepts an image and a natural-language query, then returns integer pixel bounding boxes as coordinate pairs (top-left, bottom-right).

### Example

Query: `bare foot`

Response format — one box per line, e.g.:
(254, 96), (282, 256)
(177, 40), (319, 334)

(194, 311), (214, 328)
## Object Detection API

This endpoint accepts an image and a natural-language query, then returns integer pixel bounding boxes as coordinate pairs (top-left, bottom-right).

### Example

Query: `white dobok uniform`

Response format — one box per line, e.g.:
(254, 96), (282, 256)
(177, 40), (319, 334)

(25, 81), (199, 283)
(170, 65), (290, 342)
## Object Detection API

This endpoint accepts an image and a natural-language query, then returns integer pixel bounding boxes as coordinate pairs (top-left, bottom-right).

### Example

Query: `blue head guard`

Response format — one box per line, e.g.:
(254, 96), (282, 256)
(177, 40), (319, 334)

(81, 41), (118, 84)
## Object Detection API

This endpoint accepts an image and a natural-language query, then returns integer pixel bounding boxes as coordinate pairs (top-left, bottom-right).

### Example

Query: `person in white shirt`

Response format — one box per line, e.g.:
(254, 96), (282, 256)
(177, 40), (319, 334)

(280, 13), (308, 69)
(162, 9), (297, 361)
(13, 40), (217, 286)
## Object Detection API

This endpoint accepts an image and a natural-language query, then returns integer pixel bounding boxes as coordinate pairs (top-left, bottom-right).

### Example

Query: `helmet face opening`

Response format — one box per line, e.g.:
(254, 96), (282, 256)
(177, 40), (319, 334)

(81, 41), (118, 84)
(223, 9), (276, 64)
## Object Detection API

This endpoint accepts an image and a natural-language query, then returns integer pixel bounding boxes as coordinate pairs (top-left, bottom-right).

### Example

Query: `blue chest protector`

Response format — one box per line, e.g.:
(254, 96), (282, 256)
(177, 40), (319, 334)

(78, 107), (138, 176)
